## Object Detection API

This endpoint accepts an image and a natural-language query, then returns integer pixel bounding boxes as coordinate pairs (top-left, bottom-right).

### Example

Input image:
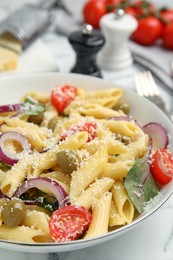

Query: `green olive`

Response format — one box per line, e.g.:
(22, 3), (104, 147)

(116, 134), (131, 145)
(118, 103), (130, 115)
(56, 150), (81, 174)
(48, 116), (60, 131)
(1, 199), (26, 227)
(28, 113), (44, 125)
(113, 100), (130, 115)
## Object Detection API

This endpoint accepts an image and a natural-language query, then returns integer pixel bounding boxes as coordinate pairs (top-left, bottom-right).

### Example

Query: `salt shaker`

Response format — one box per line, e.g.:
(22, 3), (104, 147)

(68, 24), (105, 78)
(97, 9), (138, 71)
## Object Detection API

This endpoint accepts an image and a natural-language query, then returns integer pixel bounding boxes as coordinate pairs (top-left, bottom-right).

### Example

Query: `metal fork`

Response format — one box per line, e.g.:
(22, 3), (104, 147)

(135, 71), (167, 111)
(134, 71), (173, 122)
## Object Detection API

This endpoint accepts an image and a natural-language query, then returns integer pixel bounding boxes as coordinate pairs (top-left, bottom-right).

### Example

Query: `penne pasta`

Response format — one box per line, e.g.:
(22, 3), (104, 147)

(0, 224), (53, 243)
(112, 179), (134, 224)
(70, 146), (108, 200)
(72, 177), (114, 209)
(85, 192), (112, 239)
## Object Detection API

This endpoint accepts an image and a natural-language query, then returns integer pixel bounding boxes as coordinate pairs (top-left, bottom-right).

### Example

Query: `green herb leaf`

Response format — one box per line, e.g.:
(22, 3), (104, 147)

(22, 96), (45, 116)
(0, 161), (11, 170)
(124, 156), (159, 213)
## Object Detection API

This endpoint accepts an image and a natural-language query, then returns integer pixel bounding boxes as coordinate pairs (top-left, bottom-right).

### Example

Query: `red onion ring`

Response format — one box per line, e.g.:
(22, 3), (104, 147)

(143, 122), (168, 152)
(14, 177), (68, 208)
(0, 190), (10, 200)
(0, 104), (23, 113)
(0, 131), (31, 166)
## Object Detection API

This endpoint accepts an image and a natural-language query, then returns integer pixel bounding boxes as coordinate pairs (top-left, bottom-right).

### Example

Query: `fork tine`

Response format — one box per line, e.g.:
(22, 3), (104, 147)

(135, 71), (152, 97)
(146, 71), (160, 96)
(135, 70), (168, 113)
(135, 71), (160, 97)
(135, 74), (144, 96)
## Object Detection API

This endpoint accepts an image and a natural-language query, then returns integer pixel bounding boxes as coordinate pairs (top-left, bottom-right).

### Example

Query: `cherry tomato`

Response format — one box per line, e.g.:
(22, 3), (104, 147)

(160, 9), (173, 23)
(132, 16), (164, 46)
(105, 0), (122, 4)
(51, 85), (78, 113)
(132, 0), (156, 17)
(61, 122), (97, 142)
(49, 205), (92, 242)
(162, 23), (173, 49)
(105, 0), (122, 11)
(125, 6), (138, 18)
(150, 148), (173, 185)
(83, 0), (106, 29)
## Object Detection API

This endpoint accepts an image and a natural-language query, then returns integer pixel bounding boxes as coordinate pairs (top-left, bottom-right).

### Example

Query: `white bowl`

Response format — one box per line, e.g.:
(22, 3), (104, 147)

(0, 72), (172, 253)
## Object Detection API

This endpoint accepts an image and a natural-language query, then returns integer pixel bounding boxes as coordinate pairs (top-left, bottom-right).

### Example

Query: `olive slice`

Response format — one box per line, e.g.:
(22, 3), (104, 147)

(56, 150), (81, 174)
(1, 199), (26, 227)
(48, 116), (60, 131)
(28, 113), (44, 125)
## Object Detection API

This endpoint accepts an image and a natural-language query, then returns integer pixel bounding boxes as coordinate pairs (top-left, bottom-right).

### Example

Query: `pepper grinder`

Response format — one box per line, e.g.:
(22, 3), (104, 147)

(68, 24), (105, 78)
(97, 9), (138, 71)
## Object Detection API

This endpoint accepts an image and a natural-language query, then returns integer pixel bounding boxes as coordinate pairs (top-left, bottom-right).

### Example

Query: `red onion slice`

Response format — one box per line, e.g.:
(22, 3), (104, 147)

(0, 104), (23, 113)
(0, 131), (31, 166)
(143, 122), (168, 152)
(14, 177), (68, 208)
(0, 190), (10, 200)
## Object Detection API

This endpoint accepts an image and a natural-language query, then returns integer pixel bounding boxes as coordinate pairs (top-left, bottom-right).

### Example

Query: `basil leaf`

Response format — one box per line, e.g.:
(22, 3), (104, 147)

(0, 161), (11, 170)
(124, 156), (159, 213)
(22, 96), (45, 115)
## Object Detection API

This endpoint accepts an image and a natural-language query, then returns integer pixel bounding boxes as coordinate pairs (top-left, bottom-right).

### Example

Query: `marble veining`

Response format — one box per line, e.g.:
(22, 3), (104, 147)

(0, 1), (173, 260)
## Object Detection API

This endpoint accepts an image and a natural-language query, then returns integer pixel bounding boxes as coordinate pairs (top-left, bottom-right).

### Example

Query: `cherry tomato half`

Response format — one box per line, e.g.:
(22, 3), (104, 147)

(150, 148), (173, 185)
(132, 16), (163, 46)
(51, 85), (78, 113)
(162, 23), (173, 50)
(83, 0), (106, 29)
(49, 205), (92, 242)
(61, 122), (97, 142)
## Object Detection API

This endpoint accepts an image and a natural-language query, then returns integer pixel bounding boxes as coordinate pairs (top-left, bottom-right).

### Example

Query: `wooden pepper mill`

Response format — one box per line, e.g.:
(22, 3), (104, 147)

(68, 24), (105, 78)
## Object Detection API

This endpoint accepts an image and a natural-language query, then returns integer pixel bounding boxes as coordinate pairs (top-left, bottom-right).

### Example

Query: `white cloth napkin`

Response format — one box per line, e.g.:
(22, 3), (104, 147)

(17, 39), (59, 72)
(129, 40), (173, 91)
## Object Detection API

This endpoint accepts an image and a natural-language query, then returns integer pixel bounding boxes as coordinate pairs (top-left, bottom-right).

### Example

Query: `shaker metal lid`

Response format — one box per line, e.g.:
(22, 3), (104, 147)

(68, 23), (105, 47)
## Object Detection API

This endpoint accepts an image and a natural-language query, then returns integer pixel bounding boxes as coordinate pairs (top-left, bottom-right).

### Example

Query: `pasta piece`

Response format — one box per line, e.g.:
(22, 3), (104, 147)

(100, 119), (144, 138)
(0, 157), (29, 196)
(64, 88), (123, 114)
(21, 92), (50, 104)
(99, 161), (133, 180)
(1, 117), (51, 151)
(82, 139), (128, 155)
(76, 104), (124, 119)
(0, 170), (6, 185)
(27, 131), (88, 178)
(70, 146), (108, 200)
(85, 192), (112, 239)
(109, 201), (126, 227)
(23, 209), (51, 236)
(40, 169), (71, 184)
(72, 177), (114, 209)
(41, 104), (58, 127)
(0, 224), (53, 243)
(112, 179), (134, 224)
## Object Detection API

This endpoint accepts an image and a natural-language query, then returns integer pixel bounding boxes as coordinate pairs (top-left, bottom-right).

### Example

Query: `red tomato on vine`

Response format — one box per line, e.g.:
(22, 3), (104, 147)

(83, 0), (106, 29)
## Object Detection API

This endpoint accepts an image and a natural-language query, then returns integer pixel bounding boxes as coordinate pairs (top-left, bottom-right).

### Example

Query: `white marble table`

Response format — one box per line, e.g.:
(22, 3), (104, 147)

(0, 1), (173, 260)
